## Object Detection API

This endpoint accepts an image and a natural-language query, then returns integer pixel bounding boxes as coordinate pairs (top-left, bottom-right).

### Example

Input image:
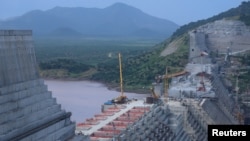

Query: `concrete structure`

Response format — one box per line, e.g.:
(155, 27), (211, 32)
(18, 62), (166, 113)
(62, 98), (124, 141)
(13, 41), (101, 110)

(114, 101), (191, 141)
(187, 27), (240, 124)
(74, 20), (243, 140)
(1, 19), (246, 141)
(0, 30), (77, 141)
(196, 19), (250, 53)
(167, 64), (216, 99)
(77, 99), (196, 141)
(189, 31), (211, 64)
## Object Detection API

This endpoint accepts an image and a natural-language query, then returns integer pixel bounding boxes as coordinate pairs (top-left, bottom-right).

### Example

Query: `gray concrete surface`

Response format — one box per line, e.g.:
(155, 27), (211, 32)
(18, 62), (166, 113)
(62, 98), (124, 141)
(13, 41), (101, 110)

(0, 30), (76, 141)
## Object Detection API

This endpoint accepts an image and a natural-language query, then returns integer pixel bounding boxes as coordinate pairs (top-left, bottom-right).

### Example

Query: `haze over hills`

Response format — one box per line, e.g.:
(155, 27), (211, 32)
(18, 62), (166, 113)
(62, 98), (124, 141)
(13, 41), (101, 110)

(0, 3), (179, 39)
(91, 1), (250, 89)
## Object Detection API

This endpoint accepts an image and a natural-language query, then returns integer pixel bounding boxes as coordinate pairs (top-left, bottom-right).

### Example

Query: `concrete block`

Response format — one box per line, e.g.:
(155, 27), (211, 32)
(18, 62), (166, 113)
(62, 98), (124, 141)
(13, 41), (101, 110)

(0, 30), (75, 141)
(0, 101), (18, 114)
(39, 122), (74, 141)
(0, 98), (56, 125)
(2, 103), (63, 134)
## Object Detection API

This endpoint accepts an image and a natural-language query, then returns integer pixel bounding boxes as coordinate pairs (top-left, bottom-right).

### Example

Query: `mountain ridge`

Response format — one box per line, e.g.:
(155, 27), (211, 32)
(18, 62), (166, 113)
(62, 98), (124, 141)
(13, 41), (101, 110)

(91, 1), (250, 90)
(0, 3), (179, 39)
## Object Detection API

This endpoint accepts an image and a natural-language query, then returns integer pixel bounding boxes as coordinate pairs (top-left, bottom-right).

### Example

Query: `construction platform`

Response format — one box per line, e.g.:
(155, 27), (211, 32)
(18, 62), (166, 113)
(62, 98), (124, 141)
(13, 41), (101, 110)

(75, 99), (152, 140)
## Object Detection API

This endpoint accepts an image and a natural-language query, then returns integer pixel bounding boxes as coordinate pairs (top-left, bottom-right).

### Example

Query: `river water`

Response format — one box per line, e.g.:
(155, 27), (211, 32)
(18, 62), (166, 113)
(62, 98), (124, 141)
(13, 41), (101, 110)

(44, 80), (150, 123)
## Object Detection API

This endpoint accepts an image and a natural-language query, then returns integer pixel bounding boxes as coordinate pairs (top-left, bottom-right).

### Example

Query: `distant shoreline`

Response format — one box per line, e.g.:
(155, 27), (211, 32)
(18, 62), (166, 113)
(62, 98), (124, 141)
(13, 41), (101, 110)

(42, 77), (150, 94)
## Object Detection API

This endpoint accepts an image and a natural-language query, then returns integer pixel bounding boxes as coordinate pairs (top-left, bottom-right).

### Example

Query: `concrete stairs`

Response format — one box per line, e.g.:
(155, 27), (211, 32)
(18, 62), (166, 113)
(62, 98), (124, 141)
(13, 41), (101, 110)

(0, 30), (76, 141)
(0, 79), (76, 141)
(113, 103), (193, 141)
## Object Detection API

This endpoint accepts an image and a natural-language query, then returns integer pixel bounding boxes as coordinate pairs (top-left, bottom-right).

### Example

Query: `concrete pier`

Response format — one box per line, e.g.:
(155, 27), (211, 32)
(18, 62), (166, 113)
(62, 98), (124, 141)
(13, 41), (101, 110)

(0, 30), (76, 141)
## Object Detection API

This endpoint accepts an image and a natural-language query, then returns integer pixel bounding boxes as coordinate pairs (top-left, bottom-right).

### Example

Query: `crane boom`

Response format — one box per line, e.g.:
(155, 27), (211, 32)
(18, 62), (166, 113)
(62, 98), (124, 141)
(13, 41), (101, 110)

(112, 53), (127, 104)
(163, 68), (188, 102)
(164, 68), (169, 102)
(119, 53), (124, 96)
(163, 70), (188, 79)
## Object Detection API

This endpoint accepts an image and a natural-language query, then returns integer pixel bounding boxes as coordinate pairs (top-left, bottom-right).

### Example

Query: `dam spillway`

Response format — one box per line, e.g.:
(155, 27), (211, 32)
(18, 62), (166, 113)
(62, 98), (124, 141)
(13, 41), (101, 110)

(0, 30), (76, 141)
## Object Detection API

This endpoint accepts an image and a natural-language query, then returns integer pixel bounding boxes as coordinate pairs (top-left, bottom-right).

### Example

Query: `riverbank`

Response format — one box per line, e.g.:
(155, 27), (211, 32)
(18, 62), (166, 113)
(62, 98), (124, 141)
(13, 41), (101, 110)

(39, 66), (152, 94)
(42, 77), (151, 94)
(44, 80), (151, 123)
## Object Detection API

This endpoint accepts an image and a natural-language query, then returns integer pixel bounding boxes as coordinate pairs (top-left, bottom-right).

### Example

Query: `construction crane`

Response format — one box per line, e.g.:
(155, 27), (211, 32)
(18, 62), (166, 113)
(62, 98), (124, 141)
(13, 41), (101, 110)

(112, 53), (127, 104)
(162, 67), (188, 102)
(219, 46), (250, 65)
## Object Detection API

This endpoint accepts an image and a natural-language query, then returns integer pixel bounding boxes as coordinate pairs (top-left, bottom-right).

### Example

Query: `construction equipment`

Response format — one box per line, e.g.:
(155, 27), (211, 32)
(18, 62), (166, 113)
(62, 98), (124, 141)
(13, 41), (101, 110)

(196, 71), (207, 92)
(219, 46), (250, 65)
(150, 87), (160, 99)
(112, 53), (127, 104)
(162, 68), (189, 102)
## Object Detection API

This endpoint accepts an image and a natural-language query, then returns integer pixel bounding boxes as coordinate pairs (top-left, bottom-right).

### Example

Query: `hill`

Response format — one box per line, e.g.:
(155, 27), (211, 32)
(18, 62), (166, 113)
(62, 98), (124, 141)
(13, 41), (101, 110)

(0, 3), (179, 39)
(91, 1), (250, 92)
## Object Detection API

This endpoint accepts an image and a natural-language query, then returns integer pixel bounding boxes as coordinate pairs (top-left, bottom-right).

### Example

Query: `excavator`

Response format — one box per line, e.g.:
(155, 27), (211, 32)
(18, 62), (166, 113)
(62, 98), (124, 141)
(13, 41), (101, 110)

(150, 87), (160, 99)
(112, 95), (127, 104)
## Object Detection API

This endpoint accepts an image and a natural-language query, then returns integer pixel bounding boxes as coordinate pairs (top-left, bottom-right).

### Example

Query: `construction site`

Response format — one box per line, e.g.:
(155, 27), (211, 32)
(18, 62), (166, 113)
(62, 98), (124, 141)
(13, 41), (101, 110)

(73, 19), (250, 141)
(0, 19), (250, 141)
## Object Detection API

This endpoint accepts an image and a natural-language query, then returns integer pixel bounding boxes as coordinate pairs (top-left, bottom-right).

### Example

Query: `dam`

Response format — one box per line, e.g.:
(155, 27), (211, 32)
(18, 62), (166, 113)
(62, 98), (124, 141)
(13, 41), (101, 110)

(0, 30), (80, 141)
(0, 24), (246, 141)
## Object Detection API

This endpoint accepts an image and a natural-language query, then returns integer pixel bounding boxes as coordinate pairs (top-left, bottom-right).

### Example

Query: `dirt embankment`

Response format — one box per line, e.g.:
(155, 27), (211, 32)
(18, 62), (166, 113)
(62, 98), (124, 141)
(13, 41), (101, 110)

(160, 36), (186, 57)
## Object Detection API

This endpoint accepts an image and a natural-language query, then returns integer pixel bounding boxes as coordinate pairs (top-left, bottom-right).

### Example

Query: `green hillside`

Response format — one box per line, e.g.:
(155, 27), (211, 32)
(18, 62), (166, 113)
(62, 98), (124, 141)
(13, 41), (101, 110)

(37, 1), (250, 93)
(91, 1), (250, 93)
(173, 1), (250, 38)
(91, 35), (189, 92)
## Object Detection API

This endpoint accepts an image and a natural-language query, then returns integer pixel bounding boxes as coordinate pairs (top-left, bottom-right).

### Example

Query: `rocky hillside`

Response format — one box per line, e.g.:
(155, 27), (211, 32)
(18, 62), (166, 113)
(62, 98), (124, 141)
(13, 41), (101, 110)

(91, 1), (250, 92)
(196, 19), (250, 53)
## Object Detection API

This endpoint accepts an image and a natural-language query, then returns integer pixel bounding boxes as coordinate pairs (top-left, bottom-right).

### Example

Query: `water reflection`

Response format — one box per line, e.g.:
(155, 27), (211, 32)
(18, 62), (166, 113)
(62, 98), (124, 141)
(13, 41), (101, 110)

(44, 80), (150, 123)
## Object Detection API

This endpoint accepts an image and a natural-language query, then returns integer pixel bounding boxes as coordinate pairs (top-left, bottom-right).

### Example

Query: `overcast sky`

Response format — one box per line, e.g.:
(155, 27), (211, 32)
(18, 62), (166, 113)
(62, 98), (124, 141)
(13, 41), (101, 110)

(0, 0), (247, 25)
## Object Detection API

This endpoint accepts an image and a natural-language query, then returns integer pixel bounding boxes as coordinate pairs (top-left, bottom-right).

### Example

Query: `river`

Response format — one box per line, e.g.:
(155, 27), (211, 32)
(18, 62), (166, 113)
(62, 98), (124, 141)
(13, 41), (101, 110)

(44, 80), (150, 123)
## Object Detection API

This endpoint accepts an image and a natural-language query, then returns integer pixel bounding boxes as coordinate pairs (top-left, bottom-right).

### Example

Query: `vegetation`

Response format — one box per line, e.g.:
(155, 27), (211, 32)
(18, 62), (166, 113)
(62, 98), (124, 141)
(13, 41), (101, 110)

(34, 35), (189, 92)
(34, 37), (158, 66)
(34, 37), (160, 82)
(239, 54), (250, 92)
(169, 1), (250, 94)
(35, 1), (250, 93)
(39, 58), (94, 79)
(239, 1), (250, 26)
(39, 58), (91, 73)
(172, 1), (250, 38)
(91, 35), (189, 92)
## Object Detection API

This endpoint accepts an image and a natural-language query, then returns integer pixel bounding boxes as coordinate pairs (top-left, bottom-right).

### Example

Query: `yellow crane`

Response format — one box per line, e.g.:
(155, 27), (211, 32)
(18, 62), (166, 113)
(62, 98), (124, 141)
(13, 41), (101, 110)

(119, 53), (124, 97)
(162, 67), (188, 102)
(113, 53), (127, 104)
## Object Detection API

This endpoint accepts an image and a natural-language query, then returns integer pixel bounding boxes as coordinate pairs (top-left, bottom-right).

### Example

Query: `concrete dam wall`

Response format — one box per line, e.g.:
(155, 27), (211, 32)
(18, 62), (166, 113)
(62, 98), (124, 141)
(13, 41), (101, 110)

(0, 30), (76, 141)
(0, 30), (38, 86)
(0, 26), (242, 141)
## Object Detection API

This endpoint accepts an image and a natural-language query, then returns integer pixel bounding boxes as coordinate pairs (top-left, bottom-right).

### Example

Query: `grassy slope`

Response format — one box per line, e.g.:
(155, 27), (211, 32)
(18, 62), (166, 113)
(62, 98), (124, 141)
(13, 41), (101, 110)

(90, 34), (189, 93)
